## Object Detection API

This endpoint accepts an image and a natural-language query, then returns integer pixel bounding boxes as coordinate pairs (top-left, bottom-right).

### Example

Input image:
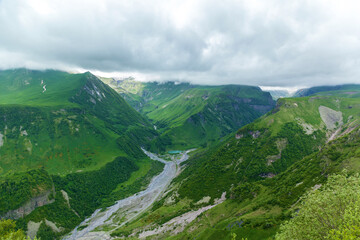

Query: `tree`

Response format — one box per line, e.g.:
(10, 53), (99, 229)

(0, 219), (38, 240)
(276, 173), (360, 240)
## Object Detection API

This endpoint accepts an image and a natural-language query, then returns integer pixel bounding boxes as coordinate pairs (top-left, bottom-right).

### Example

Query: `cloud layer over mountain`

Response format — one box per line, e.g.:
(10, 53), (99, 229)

(1, 0), (360, 86)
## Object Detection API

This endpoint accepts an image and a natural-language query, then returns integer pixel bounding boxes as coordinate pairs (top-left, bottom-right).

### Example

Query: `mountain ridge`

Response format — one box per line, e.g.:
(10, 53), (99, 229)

(0, 69), (163, 239)
(106, 90), (360, 239)
(1, 70), (360, 239)
(101, 78), (276, 151)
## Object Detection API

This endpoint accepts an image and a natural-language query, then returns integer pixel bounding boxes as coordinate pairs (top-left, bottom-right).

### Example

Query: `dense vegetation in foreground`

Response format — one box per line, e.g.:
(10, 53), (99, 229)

(276, 173), (360, 240)
(0, 219), (39, 240)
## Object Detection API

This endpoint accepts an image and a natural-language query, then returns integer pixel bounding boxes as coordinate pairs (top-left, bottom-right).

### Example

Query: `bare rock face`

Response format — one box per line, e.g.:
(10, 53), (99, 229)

(2, 189), (55, 219)
(319, 106), (343, 130)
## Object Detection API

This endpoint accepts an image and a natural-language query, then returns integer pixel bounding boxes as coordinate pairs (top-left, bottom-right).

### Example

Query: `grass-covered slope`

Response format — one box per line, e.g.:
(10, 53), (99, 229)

(0, 69), (155, 175)
(102, 79), (275, 151)
(176, 95), (360, 202)
(0, 69), (162, 239)
(110, 93), (360, 239)
(171, 124), (360, 240)
(0, 69), (84, 106)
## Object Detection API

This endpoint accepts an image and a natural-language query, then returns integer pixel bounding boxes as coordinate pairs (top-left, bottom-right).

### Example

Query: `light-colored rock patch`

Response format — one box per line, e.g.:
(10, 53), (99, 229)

(61, 190), (71, 208)
(234, 157), (243, 172)
(61, 190), (80, 217)
(260, 173), (276, 178)
(139, 192), (226, 238)
(235, 133), (243, 139)
(214, 192), (226, 204)
(319, 106), (343, 130)
(90, 98), (96, 104)
(27, 221), (42, 239)
(0, 133), (4, 147)
(45, 219), (64, 233)
(296, 118), (315, 134)
(3, 190), (55, 219)
(164, 191), (180, 206)
(266, 154), (281, 166)
(276, 138), (288, 151)
(266, 138), (287, 165)
(339, 122), (359, 138)
(76, 232), (111, 240)
(195, 196), (211, 205)
(327, 127), (343, 142)
(250, 130), (260, 138)
(24, 139), (32, 152)
(295, 182), (303, 187)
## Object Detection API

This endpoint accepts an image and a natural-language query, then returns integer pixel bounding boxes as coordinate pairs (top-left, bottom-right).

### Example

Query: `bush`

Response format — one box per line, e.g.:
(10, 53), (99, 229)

(276, 172), (360, 240)
(0, 219), (39, 240)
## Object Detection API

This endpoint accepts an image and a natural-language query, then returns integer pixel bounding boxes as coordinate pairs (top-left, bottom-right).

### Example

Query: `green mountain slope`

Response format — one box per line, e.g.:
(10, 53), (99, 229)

(101, 79), (275, 151)
(109, 92), (360, 239)
(294, 84), (360, 98)
(0, 69), (156, 175)
(176, 95), (360, 201)
(0, 69), (84, 106)
(171, 124), (360, 240)
(0, 69), (163, 239)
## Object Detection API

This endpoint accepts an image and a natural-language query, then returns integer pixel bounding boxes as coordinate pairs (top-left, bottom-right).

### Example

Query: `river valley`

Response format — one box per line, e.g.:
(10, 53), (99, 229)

(63, 149), (191, 240)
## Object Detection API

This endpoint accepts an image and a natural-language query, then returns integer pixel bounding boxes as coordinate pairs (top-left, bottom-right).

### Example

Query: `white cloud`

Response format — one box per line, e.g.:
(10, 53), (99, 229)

(0, 0), (360, 87)
(259, 86), (303, 95)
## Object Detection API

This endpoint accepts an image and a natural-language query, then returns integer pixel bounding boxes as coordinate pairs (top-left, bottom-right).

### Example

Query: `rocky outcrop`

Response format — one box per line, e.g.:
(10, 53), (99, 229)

(319, 106), (343, 130)
(27, 219), (64, 239)
(2, 188), (55, 219)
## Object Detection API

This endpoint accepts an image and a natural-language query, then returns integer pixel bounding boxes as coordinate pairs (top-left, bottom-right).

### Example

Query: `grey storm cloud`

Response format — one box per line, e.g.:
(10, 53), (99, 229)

(0, 0), (360, 87)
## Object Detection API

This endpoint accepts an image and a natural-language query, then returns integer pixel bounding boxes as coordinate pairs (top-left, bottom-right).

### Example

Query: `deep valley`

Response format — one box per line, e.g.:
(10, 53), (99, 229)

(1, 69), (360, 240)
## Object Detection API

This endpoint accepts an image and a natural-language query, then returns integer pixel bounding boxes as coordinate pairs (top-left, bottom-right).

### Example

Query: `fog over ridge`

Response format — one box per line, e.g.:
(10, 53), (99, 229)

(0, 0), (360, 87)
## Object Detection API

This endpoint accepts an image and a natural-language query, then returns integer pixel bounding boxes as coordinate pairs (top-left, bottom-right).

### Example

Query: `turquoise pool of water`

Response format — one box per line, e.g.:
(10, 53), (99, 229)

(168, 150), (182, 154)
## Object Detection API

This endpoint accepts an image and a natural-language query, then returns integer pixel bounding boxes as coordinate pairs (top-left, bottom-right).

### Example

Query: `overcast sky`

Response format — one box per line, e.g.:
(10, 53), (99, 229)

(0, 0), (360, 87)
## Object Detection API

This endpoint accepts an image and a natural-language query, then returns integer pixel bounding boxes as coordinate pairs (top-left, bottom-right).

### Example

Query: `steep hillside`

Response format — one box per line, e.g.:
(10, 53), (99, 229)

(0, 69), (162, 239)
(175, 95), (360, 201)
(99, 78), (193, 113)
(0, 69), (84, 106)
(102, 79), (275, 151)
(294, 84), (360, 98)
(170, 123), (360, 240)
(107, 93), (360, 239)
(0, 69), (156, 175)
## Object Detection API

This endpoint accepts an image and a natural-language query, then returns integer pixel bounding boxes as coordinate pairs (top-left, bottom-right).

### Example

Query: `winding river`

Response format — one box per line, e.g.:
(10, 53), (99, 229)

(63, 149), (190, 240)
